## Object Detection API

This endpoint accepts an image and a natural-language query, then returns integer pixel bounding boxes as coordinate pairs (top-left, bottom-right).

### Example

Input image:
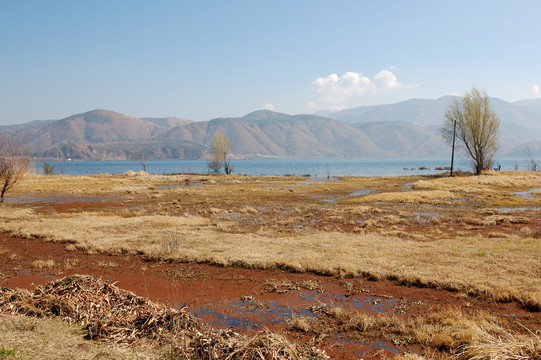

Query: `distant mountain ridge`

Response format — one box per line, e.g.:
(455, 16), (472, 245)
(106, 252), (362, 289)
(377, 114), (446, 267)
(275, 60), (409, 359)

(323, 96), (541, 132)
(2, 96), (541, 161)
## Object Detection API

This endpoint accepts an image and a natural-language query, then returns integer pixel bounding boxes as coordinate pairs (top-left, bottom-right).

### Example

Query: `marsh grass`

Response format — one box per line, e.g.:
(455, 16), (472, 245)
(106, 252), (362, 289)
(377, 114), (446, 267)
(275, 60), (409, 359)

(2, 172), (541, 310)
(30, 259), (55, 269)
(289, 304), (540, 359)
(0, 314), (161, 359)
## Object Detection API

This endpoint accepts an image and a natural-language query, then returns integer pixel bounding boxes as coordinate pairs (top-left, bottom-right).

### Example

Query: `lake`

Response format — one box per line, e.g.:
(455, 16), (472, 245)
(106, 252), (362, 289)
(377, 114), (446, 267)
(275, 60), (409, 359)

(38, 157), (525, 177)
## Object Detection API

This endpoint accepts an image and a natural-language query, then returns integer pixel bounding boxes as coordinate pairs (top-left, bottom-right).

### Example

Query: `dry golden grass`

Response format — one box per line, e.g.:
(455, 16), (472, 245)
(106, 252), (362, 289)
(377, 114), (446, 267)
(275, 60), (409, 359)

(0, 314), (161, 359)
(356, 189), (457, 204)
(290, 304), (541, 359)
(2, 171), (541, 310)
(30, 259), (55, 270)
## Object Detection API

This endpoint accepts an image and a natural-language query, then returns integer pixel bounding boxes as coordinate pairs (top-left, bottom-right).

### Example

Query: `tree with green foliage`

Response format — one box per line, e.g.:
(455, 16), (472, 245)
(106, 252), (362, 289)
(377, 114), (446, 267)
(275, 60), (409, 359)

(441, 87), (500, 175)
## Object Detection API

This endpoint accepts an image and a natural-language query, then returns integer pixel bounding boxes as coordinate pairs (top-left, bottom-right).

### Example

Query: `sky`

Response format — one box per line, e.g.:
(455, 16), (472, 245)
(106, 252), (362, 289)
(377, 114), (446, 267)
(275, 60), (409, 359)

(1, 0), (540, 125)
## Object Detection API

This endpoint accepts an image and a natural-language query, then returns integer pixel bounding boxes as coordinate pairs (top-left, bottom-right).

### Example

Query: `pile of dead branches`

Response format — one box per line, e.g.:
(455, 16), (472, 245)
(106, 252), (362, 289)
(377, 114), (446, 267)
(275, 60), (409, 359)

(0, 275), (328, 359)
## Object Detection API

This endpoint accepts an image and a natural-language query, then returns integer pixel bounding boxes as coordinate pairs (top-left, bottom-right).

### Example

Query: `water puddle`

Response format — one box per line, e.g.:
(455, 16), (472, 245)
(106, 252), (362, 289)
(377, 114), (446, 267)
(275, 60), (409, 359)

(307, 177), (341, 182)
(402, 181), (416, 190)
(6, 194), (118, 205)
(337, 295), (398, 313)
(512, 188), (541, 199)
(349, 189), (374, 197)
(320, 188), (375, 205)
(157, 183), (203, 190)
(195, 307), (254, 329)
(193, 299), (316, 330)
(368, 340), (402, 354)
(497, 206), (541, 212)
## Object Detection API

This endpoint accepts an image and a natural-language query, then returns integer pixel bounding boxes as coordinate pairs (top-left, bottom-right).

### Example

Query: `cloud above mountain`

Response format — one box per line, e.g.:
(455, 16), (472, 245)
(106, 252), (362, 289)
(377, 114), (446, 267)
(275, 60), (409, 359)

(309, 70), (403, 111)
(262, 103), (276, 111)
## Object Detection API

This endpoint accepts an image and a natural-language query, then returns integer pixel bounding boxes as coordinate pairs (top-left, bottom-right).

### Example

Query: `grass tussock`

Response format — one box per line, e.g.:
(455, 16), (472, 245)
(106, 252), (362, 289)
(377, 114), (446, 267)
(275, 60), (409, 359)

(0, 275), (329, 360)
(30, 259), (55, 269)
(288, 303), (541, 359)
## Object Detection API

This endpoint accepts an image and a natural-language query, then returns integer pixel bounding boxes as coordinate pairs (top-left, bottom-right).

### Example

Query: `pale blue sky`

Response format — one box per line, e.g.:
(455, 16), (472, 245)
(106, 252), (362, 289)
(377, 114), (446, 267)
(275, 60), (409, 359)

(1, 0), (540, 124)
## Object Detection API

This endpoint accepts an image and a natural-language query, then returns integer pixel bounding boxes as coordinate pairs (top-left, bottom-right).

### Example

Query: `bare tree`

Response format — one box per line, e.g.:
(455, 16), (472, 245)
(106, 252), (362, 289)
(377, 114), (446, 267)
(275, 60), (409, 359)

(206, 155), (222, 174)
(42, 161), (55, 175)
(210, 133), (233, 174)
(525, 146), (538, 171)
(0, 135), (31, 203)
(441, 87), (500, 175)
(129, 149), (147, 172)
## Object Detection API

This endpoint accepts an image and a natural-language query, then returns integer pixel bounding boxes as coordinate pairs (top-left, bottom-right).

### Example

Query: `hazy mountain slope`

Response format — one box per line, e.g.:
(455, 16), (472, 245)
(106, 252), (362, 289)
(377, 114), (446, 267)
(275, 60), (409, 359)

(507, 140), (541, 158)
(490, 100), (541, 132)
(158, 110), (389, 157)
(10, 110), (169, 153)
(158, 121), (209, 144)
(3, 95), (540, 160)
(142, 117), (192, 128)
(326, 96), (541, 131)
(0, 119), (58, 132)
(513, 98), (541, 109)
(4, 109), (206, 160)
(353, 121), (448, 156)
(327, 97), (454, 127)
(325, 96), (541, 153)
(40, 140), (205, 161)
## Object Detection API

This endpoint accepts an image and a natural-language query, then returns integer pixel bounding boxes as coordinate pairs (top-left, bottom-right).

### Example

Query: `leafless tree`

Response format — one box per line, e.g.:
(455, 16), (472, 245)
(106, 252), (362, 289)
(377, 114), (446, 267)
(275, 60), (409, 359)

(210, 133), (233, 174)
(525, 146), (538, 171)
(129, 149), (147, 172)
(206, 156), (222, 174)
(42, 161), (55, 175)
(441, 87), (500, 175)
(0, 135), (31, 203)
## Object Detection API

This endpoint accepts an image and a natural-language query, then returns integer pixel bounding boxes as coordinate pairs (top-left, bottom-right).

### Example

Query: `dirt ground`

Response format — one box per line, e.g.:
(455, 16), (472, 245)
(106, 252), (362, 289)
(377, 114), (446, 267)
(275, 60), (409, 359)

(1, 233), (539, 359)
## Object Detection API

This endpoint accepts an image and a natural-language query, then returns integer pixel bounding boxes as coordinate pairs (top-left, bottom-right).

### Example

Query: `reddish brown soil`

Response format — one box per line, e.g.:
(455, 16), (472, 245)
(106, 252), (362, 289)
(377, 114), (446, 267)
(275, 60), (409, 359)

(1, 233), (539, 359)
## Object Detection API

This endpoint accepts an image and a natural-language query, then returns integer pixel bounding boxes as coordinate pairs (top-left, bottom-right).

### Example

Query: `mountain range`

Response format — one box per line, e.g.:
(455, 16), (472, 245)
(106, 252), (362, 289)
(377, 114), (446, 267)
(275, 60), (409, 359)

(1, 97), (540, 160)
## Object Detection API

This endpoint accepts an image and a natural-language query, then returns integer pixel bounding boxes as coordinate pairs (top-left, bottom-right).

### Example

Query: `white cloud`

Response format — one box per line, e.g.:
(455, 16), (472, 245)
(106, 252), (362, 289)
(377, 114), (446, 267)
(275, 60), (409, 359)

(533, 84), (540, 98)
(311, 70), (404, 109)
(262, 103), (275, 111)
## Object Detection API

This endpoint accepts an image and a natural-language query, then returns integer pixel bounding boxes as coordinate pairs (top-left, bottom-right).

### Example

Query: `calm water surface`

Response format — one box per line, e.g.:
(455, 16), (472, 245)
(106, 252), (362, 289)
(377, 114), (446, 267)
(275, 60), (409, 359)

(41, 157), (523, 177)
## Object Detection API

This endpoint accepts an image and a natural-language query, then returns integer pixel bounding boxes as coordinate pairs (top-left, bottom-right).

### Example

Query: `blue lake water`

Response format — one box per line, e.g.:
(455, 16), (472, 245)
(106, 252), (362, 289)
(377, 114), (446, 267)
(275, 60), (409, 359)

(39, 157), (524, 177)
